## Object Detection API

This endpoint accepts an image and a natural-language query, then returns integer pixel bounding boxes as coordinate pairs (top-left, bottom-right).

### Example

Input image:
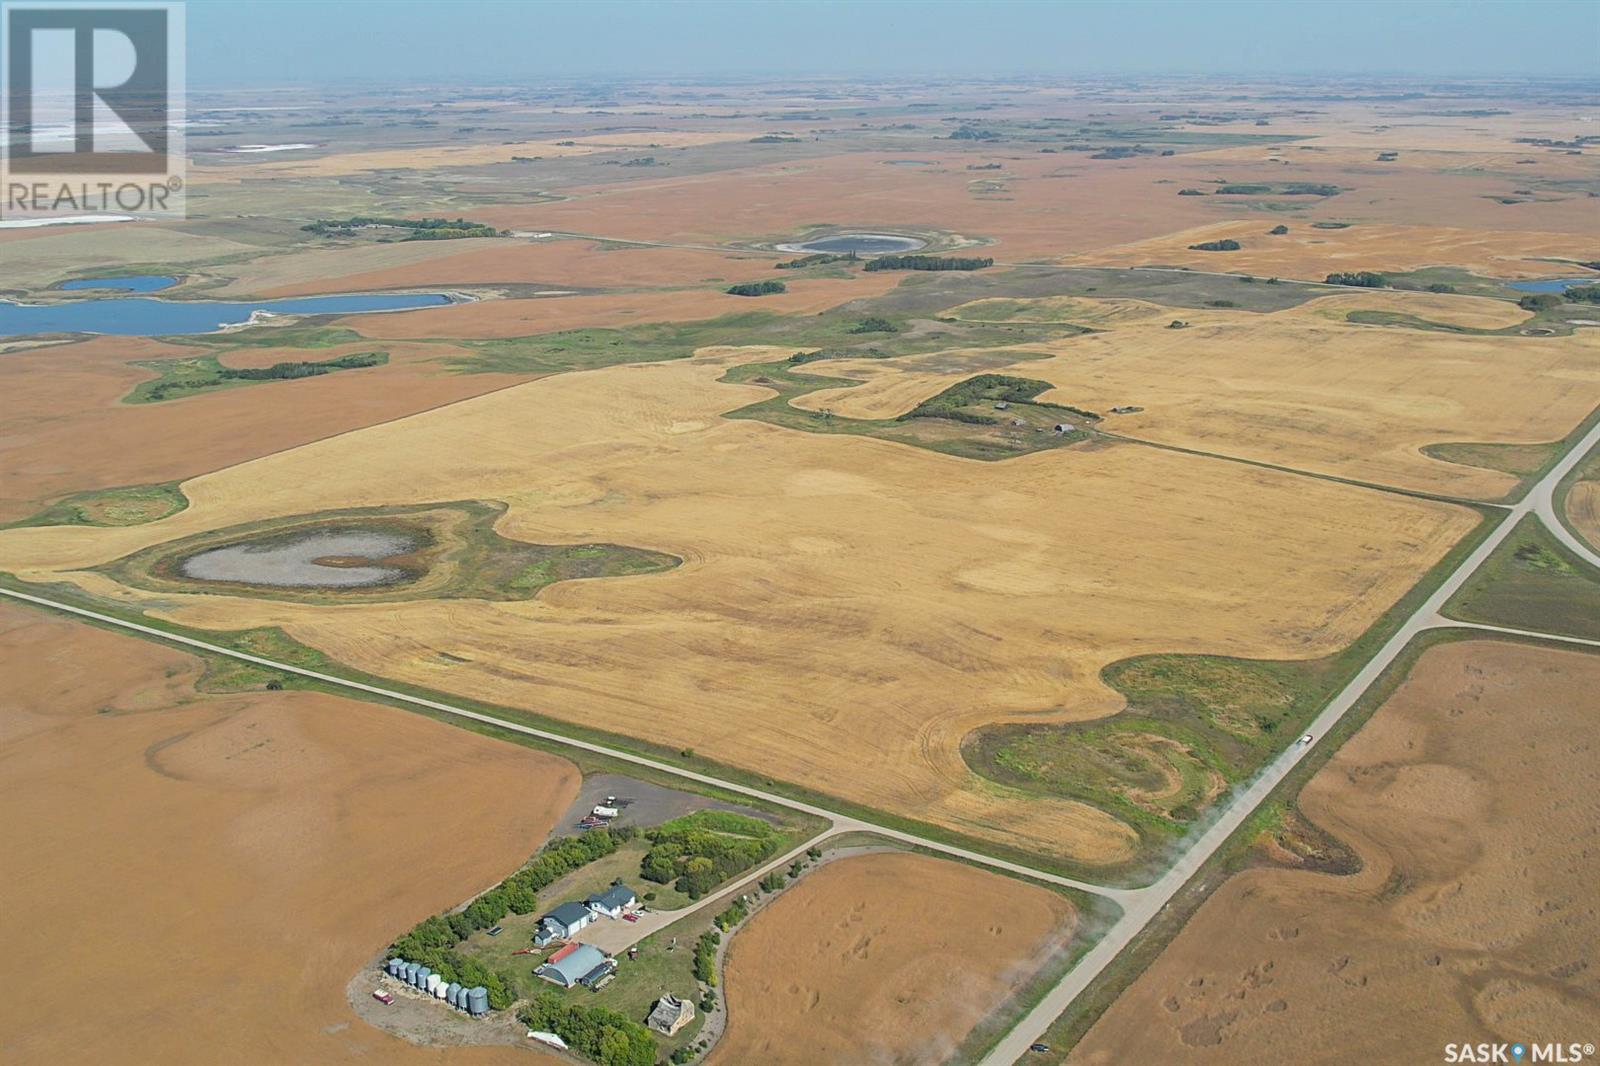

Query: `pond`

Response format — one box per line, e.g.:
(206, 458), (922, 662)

(776, 232), (927, 255)
(58, 274), (178, 293)
(0, 290), (454, 337)
(180, 530), (421, 588)
(1508, 277), (1596, 293)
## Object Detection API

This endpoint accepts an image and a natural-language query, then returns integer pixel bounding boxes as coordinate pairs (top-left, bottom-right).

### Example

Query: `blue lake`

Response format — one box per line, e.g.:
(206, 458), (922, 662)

(58, 274), (179, 293)
(1508, 277), (1596, 293)
(0, 291), (454, 337)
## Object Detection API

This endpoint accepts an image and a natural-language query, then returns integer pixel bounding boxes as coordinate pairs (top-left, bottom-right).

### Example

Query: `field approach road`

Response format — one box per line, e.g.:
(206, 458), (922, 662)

(2, 418), (1596, 1058)
(977, 411), (1600, 1066)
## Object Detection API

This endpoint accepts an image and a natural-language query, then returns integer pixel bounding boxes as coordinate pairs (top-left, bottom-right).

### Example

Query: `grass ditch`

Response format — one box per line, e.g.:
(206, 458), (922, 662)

(1442, 512), (1600, 641)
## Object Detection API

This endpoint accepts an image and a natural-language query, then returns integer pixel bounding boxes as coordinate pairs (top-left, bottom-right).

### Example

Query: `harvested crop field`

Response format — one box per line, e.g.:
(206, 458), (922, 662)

(249, 240), (779, 298)
(0, 348), (1476, 865)
(0, 601), (574, 1065)
(1066, 639), (1600, 1065)
(710, 851), (1076, 1066)
(1077, 221), (1599, 280)
(470, 151), (1219, 261)
(1013, 295), (1600, 498)
(0, 334), (521, 523)
(344, 274), (901, 339)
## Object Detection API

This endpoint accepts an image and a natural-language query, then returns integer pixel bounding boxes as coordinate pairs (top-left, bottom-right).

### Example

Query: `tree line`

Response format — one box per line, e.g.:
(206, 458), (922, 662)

(639, 812), (781, 899)
(726, 280), (787, 297)
(518, 993), (657, 1066)
(862, 254), (993, 272)
(302, 216), (504, 240)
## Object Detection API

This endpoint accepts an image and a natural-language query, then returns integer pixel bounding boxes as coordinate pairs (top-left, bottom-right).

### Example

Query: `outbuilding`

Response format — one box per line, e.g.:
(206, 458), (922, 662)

(536, 944), (610, 989)
(540, 901), (594, 939)
(647, 993), (697, 1036)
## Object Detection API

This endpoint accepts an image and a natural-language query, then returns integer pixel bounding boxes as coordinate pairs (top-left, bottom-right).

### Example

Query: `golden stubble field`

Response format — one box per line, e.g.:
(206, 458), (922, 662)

(1077, 220), (1599, 279)
(1067, 639), (1600, 1065)
(710, 851), (1077, 1065)
(795, 292), (1600, 500)
(0, 345), (1477, 864)
(0, 602), (573, 1066)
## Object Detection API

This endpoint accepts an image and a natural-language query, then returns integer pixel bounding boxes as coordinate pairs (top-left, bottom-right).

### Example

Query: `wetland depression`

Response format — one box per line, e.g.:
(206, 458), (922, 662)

(776, 232), (927, 255)
(180, 529), (422, 588)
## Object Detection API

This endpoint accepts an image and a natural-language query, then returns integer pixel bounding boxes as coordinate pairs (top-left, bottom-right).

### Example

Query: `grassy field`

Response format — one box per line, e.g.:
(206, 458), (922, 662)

(1, 482), (187, 529)
(966, 654), (1326, 847)
(101, 500), (679, 605)
(1443, 513), (1600, 640)
(125, 350), (389, 403)
(722, 358), (1093, 459)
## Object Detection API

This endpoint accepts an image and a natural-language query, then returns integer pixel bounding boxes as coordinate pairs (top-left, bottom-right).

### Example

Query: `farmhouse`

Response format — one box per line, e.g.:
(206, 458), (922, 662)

(586, 882), (639, 918)
(540, 901), (594, 939)
(648, 993), (696, 1036)
(536, 943), (610, 989)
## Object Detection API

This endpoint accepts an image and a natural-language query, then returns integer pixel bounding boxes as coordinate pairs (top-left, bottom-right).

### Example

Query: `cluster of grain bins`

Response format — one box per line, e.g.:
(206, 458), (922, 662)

(384, 957), (490, 1016)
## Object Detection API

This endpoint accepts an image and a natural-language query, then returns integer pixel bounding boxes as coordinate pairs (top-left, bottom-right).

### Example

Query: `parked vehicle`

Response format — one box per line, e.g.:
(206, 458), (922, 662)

(372, 990), (394, 1005)
(487, 925), (504, 937)
(623, 912), (639, 923)
(1297, 733), (1314, 747)
(1029, 1044), (1050, 1054)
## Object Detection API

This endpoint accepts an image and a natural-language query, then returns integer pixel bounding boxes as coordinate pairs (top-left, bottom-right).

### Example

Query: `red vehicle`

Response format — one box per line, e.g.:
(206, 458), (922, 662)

(622, 912), (640, 923)
(372, 990), (394, 1005)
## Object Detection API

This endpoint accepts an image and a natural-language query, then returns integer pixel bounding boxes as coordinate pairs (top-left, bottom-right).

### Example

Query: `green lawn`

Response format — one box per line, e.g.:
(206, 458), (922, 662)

(1444, 513), (1600, 640)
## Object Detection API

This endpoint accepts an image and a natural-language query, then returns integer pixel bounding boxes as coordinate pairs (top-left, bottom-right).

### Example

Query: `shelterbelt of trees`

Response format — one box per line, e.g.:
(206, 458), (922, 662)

(863, 254), (994, 271)
(388, 827), (636, 1009)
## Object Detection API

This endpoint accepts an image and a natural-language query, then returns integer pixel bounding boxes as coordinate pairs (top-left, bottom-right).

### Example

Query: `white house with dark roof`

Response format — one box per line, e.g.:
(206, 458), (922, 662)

(585, 882), (639, 918)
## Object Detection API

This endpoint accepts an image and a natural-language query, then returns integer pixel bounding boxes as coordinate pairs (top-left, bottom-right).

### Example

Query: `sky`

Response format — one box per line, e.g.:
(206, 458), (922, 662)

(186, 0), (1600, 86)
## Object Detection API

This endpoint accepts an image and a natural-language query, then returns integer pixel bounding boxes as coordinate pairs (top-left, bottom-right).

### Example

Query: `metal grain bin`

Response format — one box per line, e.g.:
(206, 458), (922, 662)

(425, 973), (441, 994)
(467, 986), (489, 1016)
(446, 982), (463, 1007)
(386, 959), (400, 977)
(434, 981), (448, 999)
(404, 962), (420, 984)
(414, 966), (431, 989)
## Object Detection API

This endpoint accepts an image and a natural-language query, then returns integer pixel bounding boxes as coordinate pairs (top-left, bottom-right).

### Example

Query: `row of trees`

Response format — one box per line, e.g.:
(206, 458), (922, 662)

(1325, 271), (1388, 288)
(221, 351), (383, 381)
(1189, 239), (1241, 252)
(863, 254), (993, 272)
(518, 992), (657, 1066)
(726, 280), (787, 297)
(302, 216), (503, 240)
(775, 251), (856, 269)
